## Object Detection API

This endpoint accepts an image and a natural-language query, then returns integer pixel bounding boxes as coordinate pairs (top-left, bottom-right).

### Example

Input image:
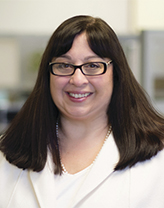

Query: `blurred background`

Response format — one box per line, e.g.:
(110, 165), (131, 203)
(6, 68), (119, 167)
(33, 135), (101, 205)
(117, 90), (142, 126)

(0, 0), (164, 133)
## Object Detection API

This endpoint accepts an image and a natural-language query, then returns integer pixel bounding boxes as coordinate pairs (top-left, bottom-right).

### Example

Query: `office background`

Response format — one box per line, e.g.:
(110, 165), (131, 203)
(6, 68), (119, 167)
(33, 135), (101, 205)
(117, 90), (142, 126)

(0, 0), (164, 132)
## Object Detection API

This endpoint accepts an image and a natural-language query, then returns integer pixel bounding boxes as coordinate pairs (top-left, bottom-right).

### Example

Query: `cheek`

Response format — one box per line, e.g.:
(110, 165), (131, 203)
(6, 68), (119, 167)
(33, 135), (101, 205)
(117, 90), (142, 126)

(50, 75), (68, 103)
(50, 76), (60, 104)
(98, 70), (113, 92)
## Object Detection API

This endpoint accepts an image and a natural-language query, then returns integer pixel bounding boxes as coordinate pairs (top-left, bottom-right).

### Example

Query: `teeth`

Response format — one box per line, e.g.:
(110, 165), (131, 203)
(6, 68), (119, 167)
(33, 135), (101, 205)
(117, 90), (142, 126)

(69, 93), (90, 98)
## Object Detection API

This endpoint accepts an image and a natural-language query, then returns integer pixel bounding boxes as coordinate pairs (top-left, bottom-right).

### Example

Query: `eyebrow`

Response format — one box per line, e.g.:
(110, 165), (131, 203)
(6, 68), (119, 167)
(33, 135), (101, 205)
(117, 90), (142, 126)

(84, 56), (101, 61)
(57, 55), (101, 61)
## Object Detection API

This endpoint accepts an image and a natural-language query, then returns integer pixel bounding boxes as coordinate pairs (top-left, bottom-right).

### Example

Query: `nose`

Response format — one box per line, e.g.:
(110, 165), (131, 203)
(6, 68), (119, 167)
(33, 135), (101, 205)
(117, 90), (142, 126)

(69, 68), (89, 86)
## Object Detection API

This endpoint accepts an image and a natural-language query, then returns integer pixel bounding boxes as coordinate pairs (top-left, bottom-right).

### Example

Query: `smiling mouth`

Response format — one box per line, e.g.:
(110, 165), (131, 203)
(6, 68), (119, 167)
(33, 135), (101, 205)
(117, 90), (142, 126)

(68, 92), (91, 98)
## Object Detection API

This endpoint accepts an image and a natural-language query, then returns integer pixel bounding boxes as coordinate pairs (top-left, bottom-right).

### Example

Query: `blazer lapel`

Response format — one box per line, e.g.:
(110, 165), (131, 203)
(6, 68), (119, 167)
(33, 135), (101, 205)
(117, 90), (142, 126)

(29, 154), (57, 208)
(72, 133), (119, 207)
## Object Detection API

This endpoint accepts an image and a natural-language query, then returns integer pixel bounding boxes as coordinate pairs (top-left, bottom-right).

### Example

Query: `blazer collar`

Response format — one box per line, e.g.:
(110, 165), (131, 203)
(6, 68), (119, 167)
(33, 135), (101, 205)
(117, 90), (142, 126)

(29, 133), (119, 208)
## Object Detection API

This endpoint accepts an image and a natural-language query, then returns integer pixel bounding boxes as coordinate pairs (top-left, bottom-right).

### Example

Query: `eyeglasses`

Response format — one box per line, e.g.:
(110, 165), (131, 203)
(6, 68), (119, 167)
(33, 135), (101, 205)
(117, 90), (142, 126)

(49, 60), (112, 76)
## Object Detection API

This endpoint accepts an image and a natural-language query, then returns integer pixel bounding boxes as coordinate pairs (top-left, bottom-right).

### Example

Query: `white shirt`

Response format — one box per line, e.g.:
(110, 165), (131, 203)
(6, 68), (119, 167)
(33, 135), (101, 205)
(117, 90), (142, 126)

(54, 165), (92, 207)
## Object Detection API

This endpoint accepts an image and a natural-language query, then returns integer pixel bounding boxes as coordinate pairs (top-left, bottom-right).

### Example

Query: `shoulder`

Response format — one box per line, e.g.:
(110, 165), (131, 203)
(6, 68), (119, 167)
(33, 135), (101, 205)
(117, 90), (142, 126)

(133, 148), (164, 170)
(129, 149), (164, 207)
(0, 151), (23, 182)
(0, 151), (23, 206)
(130, 148), (164, 178)
(130, 148), (164, 194)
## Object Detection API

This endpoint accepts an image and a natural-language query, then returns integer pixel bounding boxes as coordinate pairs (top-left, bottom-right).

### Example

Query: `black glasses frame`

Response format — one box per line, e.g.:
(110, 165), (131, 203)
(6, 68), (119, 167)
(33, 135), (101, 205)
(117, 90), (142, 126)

(49, 60), (112, 76)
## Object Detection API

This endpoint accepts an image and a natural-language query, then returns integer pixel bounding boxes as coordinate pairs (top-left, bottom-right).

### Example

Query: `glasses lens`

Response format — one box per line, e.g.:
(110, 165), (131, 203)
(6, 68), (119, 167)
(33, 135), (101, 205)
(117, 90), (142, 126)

(82, 62), (105, 75)
(52, 63), (74, 75)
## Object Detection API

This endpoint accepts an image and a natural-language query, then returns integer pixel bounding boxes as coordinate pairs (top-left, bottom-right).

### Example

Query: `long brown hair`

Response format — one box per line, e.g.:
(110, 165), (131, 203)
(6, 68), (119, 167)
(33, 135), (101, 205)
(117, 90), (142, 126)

(1, 15), (164, 175)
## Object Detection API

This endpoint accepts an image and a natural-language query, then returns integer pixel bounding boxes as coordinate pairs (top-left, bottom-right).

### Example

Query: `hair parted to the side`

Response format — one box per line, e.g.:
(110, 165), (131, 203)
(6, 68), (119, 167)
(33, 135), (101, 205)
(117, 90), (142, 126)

(0, 15), (164, 175)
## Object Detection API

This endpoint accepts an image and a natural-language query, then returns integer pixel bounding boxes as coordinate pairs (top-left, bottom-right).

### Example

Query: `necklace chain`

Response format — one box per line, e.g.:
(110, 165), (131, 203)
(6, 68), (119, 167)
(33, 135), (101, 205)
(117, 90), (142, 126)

(56, 122), (112, 174)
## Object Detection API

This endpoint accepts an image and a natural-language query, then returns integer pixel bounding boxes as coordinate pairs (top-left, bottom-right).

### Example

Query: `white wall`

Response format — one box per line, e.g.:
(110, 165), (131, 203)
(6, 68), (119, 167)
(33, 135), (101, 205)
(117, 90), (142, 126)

(1, 0), (164, 35)
(134, 0), (164, 31)
(0, 0), (129, 35)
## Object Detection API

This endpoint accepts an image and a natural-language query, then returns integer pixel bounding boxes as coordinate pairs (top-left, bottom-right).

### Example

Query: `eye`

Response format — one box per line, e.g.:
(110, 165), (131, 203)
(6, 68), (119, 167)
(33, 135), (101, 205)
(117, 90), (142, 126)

(84, 62), (101, 69)
(58, 63), (73, 69)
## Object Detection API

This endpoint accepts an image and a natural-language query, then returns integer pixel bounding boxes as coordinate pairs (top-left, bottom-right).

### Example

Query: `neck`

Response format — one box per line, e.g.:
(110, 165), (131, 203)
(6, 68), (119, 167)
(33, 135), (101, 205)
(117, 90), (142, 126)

(56, 116), (111, 174)
(59, 115), (109, 142)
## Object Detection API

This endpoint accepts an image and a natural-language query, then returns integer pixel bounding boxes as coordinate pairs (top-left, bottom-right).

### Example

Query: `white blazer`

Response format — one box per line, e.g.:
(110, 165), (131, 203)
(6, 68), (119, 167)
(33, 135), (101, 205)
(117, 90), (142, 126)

(1, 133), (164, 208)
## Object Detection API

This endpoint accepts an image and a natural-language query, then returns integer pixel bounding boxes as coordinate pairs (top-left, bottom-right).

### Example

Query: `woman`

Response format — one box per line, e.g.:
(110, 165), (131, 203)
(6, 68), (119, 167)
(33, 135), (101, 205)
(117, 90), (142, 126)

(0, 15), (164, 208)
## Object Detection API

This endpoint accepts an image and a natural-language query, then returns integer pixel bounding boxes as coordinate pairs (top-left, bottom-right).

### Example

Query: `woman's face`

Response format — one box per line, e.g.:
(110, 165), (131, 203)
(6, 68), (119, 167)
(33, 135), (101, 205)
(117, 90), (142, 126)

(50, 32), (113, 121)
